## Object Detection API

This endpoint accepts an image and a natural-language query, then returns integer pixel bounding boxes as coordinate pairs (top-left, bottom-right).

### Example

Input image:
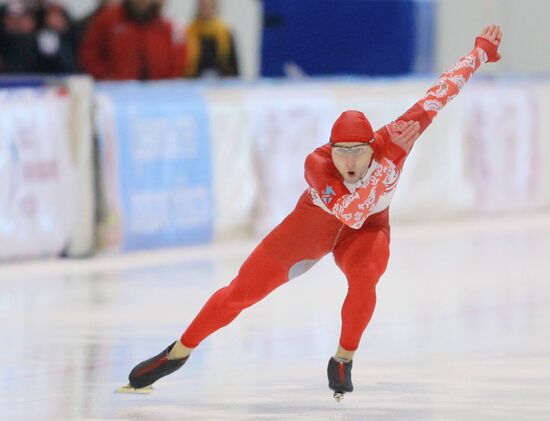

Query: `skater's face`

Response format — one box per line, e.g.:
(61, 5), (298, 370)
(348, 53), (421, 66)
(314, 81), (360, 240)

(331, 142), (373, 183)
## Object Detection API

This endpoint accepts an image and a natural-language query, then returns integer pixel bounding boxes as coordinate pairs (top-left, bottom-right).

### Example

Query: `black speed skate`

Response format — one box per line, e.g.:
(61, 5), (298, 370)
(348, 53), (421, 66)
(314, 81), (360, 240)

(127, 341), (189, 389)
(327, 357), (353, 402)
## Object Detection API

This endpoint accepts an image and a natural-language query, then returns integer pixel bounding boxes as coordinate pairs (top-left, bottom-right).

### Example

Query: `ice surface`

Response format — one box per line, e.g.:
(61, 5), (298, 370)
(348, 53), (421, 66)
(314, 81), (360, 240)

(1, 215), (550, 420)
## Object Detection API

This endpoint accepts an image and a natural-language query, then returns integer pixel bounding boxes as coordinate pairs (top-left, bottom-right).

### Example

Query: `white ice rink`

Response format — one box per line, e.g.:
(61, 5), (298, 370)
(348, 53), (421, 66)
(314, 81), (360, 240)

(2, 215), (550, 420)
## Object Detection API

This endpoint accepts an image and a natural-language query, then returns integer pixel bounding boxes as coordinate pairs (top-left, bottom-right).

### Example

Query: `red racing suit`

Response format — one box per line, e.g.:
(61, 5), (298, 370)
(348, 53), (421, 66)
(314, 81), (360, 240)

(181, 43), (493, 351)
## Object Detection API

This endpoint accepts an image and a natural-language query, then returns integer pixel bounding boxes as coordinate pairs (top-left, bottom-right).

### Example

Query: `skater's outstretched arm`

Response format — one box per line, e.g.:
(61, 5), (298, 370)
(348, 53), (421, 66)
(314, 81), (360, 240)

(382, 24), (503, 163)
(306, 25), (503, 229)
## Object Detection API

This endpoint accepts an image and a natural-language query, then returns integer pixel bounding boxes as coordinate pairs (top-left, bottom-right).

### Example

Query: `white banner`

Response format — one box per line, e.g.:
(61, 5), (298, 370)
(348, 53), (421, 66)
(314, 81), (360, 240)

(231, 79), (542, 231)
(245, 83), (336, 235)
(0, 88), (76, 260)
(464, 86), (539, 213)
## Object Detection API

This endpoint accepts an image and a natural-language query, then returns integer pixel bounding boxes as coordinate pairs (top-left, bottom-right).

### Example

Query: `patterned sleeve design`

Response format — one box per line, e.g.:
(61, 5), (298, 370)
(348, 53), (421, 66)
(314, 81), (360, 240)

(306, 45), (492, 230)
(325, 47), (490, 229)
(418, 47), (488, 119)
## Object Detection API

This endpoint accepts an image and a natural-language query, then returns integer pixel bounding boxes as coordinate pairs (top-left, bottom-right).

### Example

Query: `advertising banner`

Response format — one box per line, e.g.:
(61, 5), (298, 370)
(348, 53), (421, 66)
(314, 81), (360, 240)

(465, 86), (538, 213)
(245, 83), (336, 235)
(95, 83), (214, 251)
(242, 79), (541, 228)
(0, 88), (75, 260)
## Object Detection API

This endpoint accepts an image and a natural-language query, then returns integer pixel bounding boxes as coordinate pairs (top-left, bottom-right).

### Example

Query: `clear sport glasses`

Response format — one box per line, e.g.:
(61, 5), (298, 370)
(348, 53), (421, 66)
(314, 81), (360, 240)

(331, 144), (371, 157)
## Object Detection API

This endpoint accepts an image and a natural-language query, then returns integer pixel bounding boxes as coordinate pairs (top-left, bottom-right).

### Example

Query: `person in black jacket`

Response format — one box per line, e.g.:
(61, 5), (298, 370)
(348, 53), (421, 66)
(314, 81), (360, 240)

(0, 1), (39, 73)
(33, 0), (78, 74)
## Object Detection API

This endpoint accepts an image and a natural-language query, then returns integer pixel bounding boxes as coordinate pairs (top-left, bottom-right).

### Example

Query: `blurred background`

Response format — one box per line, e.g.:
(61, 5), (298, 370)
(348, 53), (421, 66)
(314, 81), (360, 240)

(2, 2), (550, 420)
(1, 0), (549, 259)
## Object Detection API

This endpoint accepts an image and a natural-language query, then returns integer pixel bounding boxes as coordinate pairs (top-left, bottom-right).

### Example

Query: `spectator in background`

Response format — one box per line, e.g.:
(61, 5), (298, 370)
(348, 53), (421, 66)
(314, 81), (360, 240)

(74, 0), (119, 49)
(34, 0), (78, 73)
(0, 1), (38, 73)
(79, 0), (185, 80)
(0, 0), (77, 74)
(184, 0), (239, 78)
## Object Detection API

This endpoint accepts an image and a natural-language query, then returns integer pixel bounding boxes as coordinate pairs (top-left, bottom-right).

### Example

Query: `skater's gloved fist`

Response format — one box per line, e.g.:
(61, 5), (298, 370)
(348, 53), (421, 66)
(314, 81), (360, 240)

(475, 24), (503, 63)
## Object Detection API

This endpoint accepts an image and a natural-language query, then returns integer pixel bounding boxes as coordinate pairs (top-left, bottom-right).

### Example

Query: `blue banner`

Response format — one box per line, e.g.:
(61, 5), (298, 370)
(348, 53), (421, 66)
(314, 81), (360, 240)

(97, 82), (214, 251)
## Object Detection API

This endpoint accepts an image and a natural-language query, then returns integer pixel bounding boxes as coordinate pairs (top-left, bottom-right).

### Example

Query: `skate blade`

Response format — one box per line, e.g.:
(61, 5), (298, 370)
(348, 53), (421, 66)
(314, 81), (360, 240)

(115, 384), (154, 394)
(333, 392), (344, 402)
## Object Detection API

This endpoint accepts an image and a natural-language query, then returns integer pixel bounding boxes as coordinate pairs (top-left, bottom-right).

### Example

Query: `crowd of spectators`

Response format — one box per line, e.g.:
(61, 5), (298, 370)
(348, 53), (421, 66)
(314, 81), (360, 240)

(0, 0), (239, 79)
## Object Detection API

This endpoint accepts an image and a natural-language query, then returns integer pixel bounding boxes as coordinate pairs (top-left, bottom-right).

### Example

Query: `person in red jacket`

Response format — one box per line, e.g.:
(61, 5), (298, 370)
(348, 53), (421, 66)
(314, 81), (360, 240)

(122, 25), (503, 400)
(79, 0), (184, 80)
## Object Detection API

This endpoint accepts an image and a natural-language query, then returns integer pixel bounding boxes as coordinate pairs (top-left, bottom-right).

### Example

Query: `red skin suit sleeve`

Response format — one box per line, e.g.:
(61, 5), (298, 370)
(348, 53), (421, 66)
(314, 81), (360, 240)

(305, 44), (492, 229)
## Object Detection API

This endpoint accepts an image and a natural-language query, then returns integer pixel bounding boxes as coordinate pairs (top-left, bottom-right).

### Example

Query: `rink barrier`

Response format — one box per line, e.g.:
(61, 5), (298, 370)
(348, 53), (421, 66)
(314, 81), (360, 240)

(205, 78), (549, 235)
(1, 76), (549, 260)
(92, 77), (550, 246)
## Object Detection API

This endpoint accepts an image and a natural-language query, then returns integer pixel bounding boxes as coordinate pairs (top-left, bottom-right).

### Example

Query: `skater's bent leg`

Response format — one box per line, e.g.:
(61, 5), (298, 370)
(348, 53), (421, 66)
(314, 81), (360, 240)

(181, 243), (289, 347)
(180, 195), (339, 348)
(334, 228), (390, 352)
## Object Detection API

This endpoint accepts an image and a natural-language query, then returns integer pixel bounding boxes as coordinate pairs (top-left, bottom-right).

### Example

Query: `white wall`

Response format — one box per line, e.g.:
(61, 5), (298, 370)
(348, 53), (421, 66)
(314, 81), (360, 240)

(436, 0), (550, 75)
